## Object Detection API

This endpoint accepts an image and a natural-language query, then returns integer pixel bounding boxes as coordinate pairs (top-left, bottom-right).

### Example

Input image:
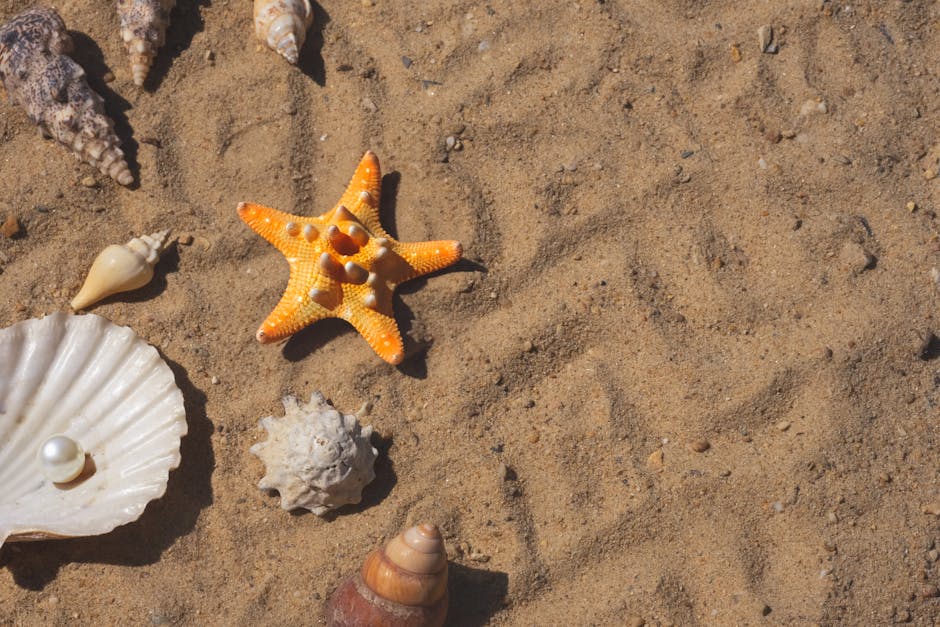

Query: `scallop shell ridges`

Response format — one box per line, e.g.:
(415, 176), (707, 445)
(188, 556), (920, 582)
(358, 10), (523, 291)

(250, 391), (377, 515)
(0, 313), (187, 547)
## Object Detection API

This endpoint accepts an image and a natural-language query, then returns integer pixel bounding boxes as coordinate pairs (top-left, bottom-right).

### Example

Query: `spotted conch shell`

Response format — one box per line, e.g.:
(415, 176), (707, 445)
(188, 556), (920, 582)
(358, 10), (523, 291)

(0, 7), (133, 185)
(117, 0), (176, 86)
(254, 0), (313, 64)
(71, 230), (169, 310)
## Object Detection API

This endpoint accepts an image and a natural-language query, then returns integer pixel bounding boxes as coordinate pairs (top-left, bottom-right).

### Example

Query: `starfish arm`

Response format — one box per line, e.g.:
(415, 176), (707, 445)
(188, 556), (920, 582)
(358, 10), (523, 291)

(256, 270), (335, 343)
(388, 239), (463, 284)
(343, 301), (405, 365)
(237, 202), (306, 257)
(336, 151), (384, 233)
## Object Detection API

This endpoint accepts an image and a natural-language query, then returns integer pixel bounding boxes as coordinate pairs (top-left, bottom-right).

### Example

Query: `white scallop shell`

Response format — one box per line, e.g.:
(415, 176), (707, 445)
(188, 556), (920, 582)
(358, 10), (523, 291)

(0, 313), (187, 547)
(250, 391), (377, 515)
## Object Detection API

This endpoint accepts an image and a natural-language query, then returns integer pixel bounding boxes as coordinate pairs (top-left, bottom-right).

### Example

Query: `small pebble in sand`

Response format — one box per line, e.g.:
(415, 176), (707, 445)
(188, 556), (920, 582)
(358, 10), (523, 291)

(772, 501), (784, 513)
(81, 176), (98, 188)
(626, 618), (645, 627)
(776, 421), (791, 432)
(906, 201), (917, 212)
(928, 549), (939, 562)
(800, 99), (828, 116)
(729, 44), (741, 63)
(921, 501), (940, 516)
(688, 439), (710, 453)
(647, 449), (664, 471)
(204, 50), (215, 63)
(177, 233), (194, 246)
(469, 551), (490, 563)
(103, 72), (115, 83)
(757, 25), (774, 53)
(211, 376), (219, 385)
(1, 215), (21, 238)
(361, 0), (374, 6)
(924, 168), (937, 181)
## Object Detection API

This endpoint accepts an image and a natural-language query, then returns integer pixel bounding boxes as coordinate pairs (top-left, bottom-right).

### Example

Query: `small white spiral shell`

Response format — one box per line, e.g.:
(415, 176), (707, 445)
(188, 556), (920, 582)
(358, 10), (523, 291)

(117, 0), (176, 86)
(70, 230), (169, 310)
(253, 0), (313, 65)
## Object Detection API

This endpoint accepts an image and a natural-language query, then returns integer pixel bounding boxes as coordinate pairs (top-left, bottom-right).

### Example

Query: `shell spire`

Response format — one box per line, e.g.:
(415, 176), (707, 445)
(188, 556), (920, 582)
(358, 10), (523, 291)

(254, 0), (313, 64)
(70, 230), (169, 310)
(0, 7), (134, 186)
(327, 523), (449, 627)
(117, 0), (177, 86)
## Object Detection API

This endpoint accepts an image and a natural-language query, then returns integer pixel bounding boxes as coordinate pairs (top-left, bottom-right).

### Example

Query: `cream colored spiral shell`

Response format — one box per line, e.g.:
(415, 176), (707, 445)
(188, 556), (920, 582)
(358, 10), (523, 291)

(253, 0), (313, 64)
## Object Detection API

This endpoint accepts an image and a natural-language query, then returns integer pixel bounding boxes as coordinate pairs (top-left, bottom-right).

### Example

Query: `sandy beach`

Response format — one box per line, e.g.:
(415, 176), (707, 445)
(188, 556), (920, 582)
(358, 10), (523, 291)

(2, 0), (940, 624)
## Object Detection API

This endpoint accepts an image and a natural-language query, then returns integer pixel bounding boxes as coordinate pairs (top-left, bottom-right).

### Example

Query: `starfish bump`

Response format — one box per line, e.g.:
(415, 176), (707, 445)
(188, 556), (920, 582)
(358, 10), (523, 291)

(238, 151), (463, 364)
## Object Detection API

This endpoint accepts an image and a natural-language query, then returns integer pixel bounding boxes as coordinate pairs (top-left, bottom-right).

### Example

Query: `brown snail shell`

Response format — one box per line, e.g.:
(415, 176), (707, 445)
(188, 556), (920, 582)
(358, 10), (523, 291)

(327, 523), (448, 627)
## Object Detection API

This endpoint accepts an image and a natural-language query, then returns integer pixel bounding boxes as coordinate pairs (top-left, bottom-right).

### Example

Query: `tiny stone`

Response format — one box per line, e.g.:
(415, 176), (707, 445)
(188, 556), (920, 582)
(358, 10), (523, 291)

(81, 176), (98, 188)
(906, 201), (917, 212)
(719, 469), (731, 477)
(177, 234), (194, 246)
(204, 50), (215, 62)
(646, 449), (664, 471)
(678, 173), (692, 183)
(922, 501), (940, 516)
(469, 551), (490, 563)
(401, 55), (413, 69)
(688, 439), (710, 453)
(626, 618), (645, 627)
(681, 150), (694, 158)
(772, 501), (784, 513)
(445, 135), (457, 150)
(522, 340), (534, 353)
(361, 97), (378, 113)
(757, 25), (773, 52)
(781, 129), (796, 139)
(928, 549), (939, 562)
(211, 376), (220, 385)
(729, 44), (742, 63)
(478, 40), (490, 52)
(103, 72), (115, 82)
(924, 169), (938, 181)
(361, 0), (374, 6)
(1, 215), (21, 238)
(776, 421), (791, 432)
(827, 510), (839, 523)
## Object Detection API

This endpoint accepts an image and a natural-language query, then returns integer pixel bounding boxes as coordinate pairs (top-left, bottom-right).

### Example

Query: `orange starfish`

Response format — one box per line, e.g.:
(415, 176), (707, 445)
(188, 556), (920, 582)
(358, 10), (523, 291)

(237, 151), (463, 364)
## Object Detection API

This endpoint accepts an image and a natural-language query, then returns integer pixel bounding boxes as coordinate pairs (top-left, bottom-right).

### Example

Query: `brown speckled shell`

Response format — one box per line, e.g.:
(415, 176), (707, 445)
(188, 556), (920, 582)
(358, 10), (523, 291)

(0, 7), (133, 185)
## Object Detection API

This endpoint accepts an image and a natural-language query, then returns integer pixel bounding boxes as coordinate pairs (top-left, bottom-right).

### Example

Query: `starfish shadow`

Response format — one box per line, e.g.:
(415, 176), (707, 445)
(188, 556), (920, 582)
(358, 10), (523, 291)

(281, 318), (353, 362)
(296, 1), (329, 86)
(0, 358), (213, 589)
(379, 171), (401, 239)
(68, 32), (139, 188)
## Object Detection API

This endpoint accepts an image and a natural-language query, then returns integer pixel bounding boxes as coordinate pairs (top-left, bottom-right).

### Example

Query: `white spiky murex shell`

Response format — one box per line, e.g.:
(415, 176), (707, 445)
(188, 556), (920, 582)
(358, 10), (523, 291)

(70, 229), (170, 310)
(253, 0), (313, 64)
(0, 313), (187, 547)
(116, 0), (176, 86)
(250, 391), (377, 515)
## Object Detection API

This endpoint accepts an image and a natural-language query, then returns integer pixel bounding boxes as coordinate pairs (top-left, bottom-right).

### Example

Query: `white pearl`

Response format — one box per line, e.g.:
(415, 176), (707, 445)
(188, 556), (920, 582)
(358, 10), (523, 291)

(38, 435), (86, 483)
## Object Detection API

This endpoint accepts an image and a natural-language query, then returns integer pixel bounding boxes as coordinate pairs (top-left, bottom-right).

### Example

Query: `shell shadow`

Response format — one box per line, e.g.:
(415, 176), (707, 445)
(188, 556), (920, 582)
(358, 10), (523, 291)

(67, 31), (140, 188)
(144, 0), (211, 92)
(0, 357), (214, 590)
(448, 562), (509, 626)
(296, 1), (329, 86)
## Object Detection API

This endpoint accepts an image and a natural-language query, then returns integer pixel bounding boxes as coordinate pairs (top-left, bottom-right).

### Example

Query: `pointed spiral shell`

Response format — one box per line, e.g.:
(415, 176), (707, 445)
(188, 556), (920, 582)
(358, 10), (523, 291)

(253, 0), (313, 64)
(0, 8), (133, 186)
(70, 230), (169, 310)
(117, 0), (176, 86)
(327, 523), (449, 627)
